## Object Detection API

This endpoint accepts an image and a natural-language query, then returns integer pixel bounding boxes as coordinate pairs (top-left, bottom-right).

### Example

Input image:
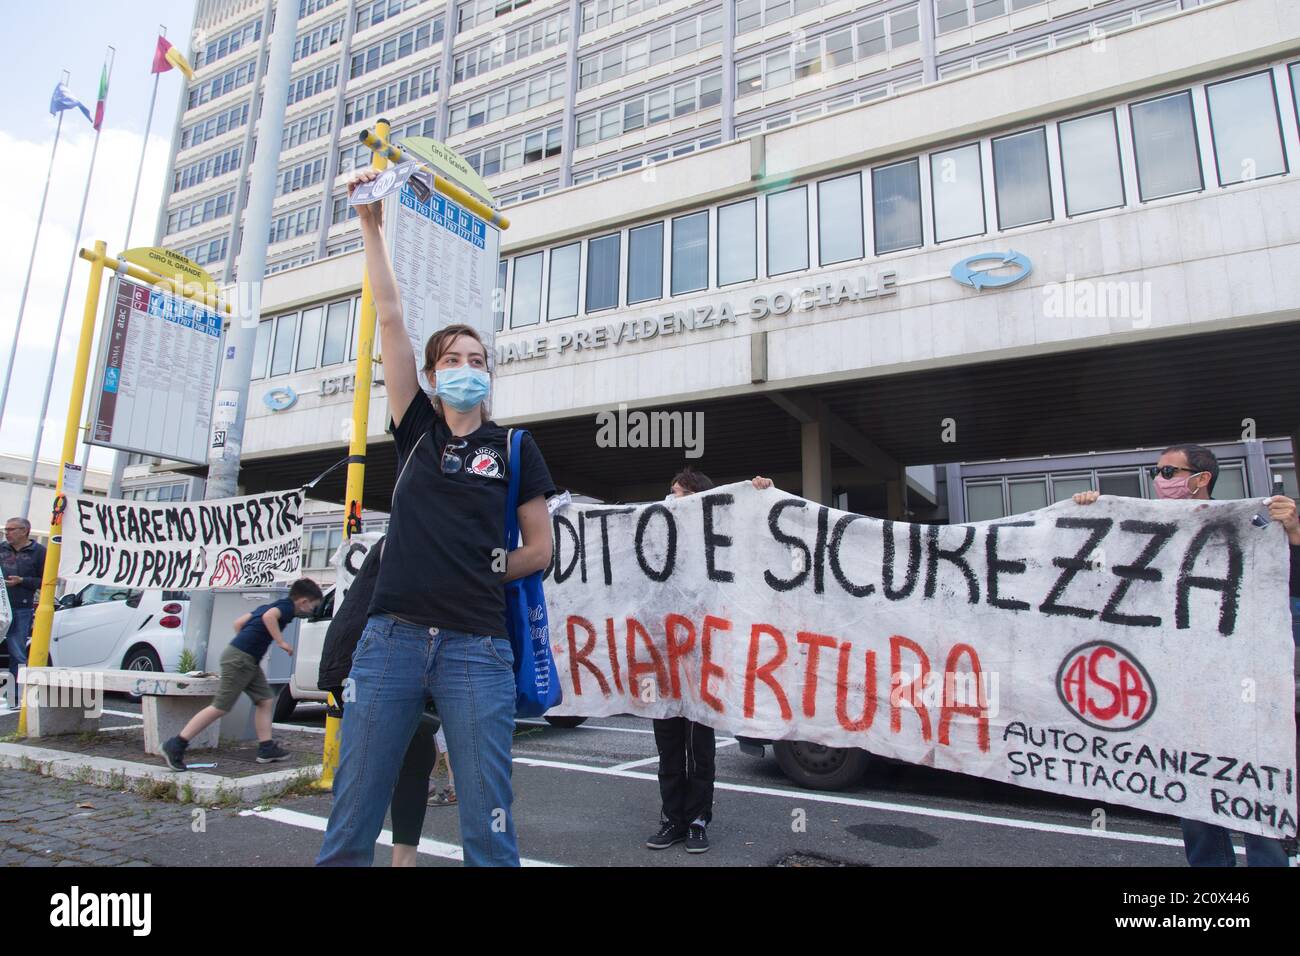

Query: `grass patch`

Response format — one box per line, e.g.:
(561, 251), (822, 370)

(134, 777), (179, 802)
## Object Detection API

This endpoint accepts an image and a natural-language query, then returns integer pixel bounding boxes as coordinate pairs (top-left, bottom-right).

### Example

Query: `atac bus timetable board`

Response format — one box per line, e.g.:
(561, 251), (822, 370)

(89, 276), (223, 465)
(387, 175), (501, 382)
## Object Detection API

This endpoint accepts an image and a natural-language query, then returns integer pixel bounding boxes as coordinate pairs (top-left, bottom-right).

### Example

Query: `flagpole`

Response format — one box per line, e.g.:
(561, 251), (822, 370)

(0, 70), (72, 435)
(21, 47), (115, 522)
(96, 26), (168, 491)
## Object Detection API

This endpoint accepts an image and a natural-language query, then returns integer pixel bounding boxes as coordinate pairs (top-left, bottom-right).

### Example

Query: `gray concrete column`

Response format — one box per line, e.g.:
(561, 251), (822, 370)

(944, 462), (965, 523)
(801, 418), (832, 505)
(886, 463), (908, 519)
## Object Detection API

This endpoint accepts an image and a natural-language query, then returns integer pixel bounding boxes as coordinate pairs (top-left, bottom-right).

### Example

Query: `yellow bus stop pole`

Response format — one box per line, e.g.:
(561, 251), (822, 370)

(316, 119), (391, 791)
(18, 241), (108, 736)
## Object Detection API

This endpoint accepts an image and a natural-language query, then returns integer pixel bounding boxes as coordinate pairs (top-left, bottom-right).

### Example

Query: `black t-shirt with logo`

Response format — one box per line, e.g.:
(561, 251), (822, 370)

(369, 390), (555, 637)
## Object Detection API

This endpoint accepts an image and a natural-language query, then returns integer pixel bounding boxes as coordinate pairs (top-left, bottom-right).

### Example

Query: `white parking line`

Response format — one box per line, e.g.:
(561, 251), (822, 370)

(510, 755), (1195, 853)
(607, 738), (738, 772)
(241, 805), (564, 866)
(101, 709), (143, 720)
(516, 718), (657, 735)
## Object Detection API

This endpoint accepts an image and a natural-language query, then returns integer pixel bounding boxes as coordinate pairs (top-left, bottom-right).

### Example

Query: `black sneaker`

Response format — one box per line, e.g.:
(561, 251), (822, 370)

(256, 740), (291, 763)
(645, 822), (688, 850)
(161, 735), (188, 772)
(686, 823), (710, 854)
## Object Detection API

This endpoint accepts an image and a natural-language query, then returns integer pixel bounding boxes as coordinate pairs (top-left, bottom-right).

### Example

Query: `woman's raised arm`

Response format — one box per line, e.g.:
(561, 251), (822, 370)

(349, 169), (419, 426)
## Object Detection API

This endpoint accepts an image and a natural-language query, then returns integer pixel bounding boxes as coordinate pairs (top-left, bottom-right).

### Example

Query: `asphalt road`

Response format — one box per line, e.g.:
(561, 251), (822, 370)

(3, 695), (1205, 866)
(266, 702), (1195, 866)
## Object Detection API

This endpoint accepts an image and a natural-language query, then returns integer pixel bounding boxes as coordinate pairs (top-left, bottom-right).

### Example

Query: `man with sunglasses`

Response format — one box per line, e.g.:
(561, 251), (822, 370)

(1075, 442), (1300, 866)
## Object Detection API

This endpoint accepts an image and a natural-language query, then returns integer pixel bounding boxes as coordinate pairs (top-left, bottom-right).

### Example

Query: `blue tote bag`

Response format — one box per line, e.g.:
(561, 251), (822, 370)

(504, 428), (562, 717)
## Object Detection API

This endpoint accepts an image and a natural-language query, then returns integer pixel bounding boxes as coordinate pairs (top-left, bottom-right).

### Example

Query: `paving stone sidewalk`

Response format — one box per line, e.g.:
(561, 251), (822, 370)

(0, 770), (178, 867)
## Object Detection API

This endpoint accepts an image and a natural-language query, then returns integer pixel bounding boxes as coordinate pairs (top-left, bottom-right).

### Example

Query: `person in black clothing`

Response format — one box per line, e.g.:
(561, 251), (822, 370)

(647, 468), (773, 855)
(1075, 442), (1299, 866)
(161, 578), (322, 770)
(2, 516), (46, 699)
(316, 167), (556, 867)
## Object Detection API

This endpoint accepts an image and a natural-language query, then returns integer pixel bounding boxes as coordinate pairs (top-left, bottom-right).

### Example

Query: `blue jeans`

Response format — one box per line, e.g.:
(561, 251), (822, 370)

(316, 614), (519, 867)
(6, 606), (33, 696)
(1180, 818), (1290, 867)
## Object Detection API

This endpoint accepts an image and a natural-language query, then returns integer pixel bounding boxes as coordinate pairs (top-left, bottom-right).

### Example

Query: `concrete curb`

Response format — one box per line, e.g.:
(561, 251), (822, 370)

(0, 741), (322, 806)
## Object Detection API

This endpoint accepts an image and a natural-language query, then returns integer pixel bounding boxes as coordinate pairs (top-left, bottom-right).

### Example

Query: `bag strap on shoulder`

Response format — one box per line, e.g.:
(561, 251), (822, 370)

(504, 428), (526, 551)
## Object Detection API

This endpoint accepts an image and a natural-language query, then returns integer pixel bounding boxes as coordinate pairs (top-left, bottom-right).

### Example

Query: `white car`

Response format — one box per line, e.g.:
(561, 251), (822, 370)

(277, 586), (334, 720)
(48, 584), (190, 675)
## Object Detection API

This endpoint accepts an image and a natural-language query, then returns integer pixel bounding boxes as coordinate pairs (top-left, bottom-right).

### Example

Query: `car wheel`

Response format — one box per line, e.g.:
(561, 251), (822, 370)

(272, 684), (298, 723)
(542, 715), (588, 728)
(772, 740), (871, 791)
(121, 646), (163, 702)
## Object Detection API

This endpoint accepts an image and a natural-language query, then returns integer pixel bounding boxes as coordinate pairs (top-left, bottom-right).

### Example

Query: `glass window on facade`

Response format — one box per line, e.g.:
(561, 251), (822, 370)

(1008, 478), (1049, 514)
(1058, 110), (1125, 215)
(872, 160), (922, 254)
(296, 307), (323, 371)
(1267, 458), (1297, 499)
(817, 174), (864, 265)
(547, 243), (580, 320)
(1213, 463), (1247, 500)
(1205, 71), (1287, 186)
(511, 252), (544, 327)
(992, 127), (1052, 228)
(321, 300), (351, 367)
(251, 319), (273, 380)
(766, 187), (809, 276)
(965, 482), (1005, 521)
(586, 233), (621, 312)
(270, 313), (298, 377)
(1097, 471), (1142, 498)
(627, 222), (664, 304)
(717, 198), (757, 286)
(671, 211), (709, 295)
(929, 143), (984, 242)
(1051, 474), (1092, 502)
(1130, 91), (1203, 201)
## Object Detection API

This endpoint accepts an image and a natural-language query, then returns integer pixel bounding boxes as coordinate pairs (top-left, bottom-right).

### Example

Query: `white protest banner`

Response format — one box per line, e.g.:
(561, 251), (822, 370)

(330, 532), (384, 605)
(61, 490), (305, 590)
(542, 484), (1298, 838)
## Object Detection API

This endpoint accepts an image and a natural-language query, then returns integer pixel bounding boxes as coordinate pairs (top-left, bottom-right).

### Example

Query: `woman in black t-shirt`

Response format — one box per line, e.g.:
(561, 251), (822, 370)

(316, 168), (555, 868)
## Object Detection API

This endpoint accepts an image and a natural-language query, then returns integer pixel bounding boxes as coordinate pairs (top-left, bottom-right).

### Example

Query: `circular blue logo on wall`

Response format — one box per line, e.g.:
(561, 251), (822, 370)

(950, 250), (1032, 290)
(263, 386), (298, 411)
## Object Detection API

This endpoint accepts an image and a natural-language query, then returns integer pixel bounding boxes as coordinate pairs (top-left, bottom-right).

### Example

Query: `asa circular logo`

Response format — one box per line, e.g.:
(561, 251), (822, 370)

(1056, 641), (1156, 731)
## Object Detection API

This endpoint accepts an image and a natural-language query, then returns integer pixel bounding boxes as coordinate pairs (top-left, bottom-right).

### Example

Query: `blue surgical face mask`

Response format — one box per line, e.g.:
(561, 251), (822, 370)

(434, 364), (490, 412)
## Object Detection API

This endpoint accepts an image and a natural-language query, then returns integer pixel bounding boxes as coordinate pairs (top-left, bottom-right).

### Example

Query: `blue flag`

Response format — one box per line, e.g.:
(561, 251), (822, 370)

(49, 82), (93, 124)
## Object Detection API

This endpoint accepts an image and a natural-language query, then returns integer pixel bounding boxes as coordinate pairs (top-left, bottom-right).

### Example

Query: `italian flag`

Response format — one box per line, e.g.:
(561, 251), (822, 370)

(92, 63), (108, 131)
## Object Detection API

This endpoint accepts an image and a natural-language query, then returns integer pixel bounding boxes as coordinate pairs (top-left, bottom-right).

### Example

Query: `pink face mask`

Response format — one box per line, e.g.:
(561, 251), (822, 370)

(1154, 473), (1203, 500)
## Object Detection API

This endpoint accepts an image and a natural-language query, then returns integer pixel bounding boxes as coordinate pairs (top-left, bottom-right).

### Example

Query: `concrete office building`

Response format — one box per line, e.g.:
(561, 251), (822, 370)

(128, 0), (1300, 544)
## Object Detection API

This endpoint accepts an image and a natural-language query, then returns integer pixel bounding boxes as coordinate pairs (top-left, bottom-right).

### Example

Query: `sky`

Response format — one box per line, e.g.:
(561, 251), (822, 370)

(0, 1), (199, 471)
